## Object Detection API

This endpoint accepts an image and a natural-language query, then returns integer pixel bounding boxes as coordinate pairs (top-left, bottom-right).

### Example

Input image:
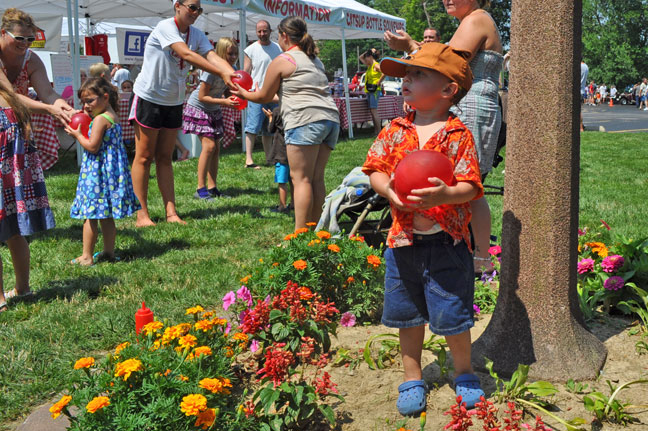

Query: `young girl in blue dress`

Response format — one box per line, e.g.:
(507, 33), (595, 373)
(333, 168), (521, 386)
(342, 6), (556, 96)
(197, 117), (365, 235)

(65, 78), (140, 265)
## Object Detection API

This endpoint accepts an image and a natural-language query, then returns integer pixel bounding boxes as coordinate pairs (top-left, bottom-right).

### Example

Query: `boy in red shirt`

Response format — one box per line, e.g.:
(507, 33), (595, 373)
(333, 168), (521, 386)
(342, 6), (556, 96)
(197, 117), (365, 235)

(362, 43), (484, 416)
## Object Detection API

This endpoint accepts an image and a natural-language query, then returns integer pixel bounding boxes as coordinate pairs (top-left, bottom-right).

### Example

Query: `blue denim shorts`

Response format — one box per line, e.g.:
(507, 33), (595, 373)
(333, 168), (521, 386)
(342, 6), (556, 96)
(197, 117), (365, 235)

(274, 162), (290, 184)
(244, 101), (278, 135)
(367, 91), (380, 109)
(284, 120), (340, 150)
(382, 232), (475, 336)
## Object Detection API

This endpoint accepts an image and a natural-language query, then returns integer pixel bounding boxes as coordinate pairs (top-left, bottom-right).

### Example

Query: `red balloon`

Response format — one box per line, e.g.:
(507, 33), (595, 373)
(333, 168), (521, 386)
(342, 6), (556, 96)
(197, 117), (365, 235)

(233, 96), (247, 111)
(393, 150), (455, 204)
(232, 70), (253, 91)
(69, 113), (92, 138)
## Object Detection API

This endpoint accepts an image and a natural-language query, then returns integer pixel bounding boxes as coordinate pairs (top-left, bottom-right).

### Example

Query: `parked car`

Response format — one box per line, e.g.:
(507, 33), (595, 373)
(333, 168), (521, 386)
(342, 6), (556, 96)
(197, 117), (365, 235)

(615, 86), (636, 105)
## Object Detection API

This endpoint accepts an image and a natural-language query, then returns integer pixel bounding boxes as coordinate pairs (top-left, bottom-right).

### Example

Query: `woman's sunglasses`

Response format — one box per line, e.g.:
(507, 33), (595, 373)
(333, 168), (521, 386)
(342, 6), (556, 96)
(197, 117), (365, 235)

(181, 3), (203, 14)
(5, 30), (36, 44)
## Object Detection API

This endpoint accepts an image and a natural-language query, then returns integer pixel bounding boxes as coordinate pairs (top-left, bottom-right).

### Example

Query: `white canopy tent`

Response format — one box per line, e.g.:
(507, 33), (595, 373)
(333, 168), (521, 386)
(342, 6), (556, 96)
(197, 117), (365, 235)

(1, 0), (405, 138)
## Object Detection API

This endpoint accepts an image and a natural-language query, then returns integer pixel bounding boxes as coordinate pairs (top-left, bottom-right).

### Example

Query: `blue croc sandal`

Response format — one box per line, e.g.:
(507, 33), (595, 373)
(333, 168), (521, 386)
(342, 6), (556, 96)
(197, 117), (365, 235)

(397, 380), (427, 416)
(454, 374), (485, 409)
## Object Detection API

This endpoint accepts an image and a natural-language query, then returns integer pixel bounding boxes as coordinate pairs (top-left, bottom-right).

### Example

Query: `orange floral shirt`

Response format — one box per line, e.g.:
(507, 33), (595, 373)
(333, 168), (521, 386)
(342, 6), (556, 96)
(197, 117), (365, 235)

(362, 112), (483, 249)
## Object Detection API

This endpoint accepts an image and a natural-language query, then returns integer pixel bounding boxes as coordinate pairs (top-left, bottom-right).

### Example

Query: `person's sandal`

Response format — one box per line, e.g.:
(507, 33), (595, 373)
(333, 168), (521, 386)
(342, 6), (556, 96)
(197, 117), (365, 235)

(93, 252), (121, 263)
(5, 289), (35, 299)
(454, 374), (485, 409)
(396, 380), (427, 416)
(474, 256), (495, 278)
(0, 301), (8, 313)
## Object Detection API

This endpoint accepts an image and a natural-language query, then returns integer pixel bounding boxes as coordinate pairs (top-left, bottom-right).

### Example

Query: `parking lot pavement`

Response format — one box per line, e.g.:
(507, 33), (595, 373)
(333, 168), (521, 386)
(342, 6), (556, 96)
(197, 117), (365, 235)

(582, 103), (648, 133)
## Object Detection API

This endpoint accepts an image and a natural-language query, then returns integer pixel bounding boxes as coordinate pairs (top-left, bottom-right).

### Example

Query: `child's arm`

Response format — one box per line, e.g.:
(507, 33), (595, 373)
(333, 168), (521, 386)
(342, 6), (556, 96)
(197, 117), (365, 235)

(64, 115), (109, 154)
(369, 171), (412, 212)
(407, 178), (479, 210)
(197, 82), (240, 108)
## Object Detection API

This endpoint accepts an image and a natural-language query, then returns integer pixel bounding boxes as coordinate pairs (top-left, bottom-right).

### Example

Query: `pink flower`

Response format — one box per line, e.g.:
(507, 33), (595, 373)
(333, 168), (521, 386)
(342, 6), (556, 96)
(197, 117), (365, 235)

(222, 291), (236, 311)
(250, 340), (260, 353)
(603, 276), (625, 291)
(488, 245), (501, 256)
(601, 255), (624, 273)
(340, 312), (356, 327)
(577, 258), (595, 274)
(578, 227), (587, 236)
(237, 286), (253, 307)
(473, 304), (481, 315)
(600, 219), (611, 230)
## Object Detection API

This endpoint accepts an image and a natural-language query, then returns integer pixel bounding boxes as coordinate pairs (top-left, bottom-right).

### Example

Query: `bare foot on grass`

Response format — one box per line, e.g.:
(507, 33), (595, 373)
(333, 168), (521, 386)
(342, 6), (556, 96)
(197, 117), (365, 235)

(166, 214), (187, 225)
(136, 214), (157, 228)
(70, 256), (94, 266)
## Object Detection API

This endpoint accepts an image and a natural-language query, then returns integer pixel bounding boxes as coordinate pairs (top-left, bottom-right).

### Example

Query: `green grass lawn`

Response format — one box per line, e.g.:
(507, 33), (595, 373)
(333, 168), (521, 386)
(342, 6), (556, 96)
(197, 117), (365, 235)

(0, 130), (646, 427)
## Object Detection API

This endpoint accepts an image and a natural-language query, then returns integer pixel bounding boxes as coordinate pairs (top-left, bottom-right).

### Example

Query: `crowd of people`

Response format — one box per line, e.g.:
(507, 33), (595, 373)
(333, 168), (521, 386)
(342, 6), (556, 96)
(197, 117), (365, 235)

(0, 0), (507, 420)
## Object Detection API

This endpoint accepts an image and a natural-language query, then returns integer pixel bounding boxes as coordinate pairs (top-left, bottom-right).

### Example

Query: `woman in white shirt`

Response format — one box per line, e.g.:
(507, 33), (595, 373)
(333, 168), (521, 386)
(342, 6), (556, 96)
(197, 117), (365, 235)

(129, 0), (235, 227)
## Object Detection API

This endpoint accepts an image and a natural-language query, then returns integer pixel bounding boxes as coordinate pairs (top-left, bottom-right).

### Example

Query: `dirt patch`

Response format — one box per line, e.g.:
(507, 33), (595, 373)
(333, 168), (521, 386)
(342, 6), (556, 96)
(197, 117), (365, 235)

(328, 314), (648, 431)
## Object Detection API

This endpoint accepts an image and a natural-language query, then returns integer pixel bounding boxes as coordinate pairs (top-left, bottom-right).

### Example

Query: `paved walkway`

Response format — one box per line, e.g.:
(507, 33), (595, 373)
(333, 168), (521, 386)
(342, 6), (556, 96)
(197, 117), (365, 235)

(14, 401), (71, 431)
(582, 103), (648, 132)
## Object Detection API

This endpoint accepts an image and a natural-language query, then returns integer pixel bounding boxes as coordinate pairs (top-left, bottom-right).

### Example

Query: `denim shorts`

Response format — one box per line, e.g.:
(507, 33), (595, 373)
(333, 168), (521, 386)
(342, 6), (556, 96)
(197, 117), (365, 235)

(284, 120), (340, 150)
(382, 232), (475, 336)
(274, 162), (290, 184)
(244, 101), (278, 135)
(367, 91), (380, 109)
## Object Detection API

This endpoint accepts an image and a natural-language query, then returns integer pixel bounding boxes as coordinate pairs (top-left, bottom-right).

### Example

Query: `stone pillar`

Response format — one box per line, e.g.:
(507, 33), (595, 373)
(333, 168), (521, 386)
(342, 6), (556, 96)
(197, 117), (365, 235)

(471, 0), (607, 380)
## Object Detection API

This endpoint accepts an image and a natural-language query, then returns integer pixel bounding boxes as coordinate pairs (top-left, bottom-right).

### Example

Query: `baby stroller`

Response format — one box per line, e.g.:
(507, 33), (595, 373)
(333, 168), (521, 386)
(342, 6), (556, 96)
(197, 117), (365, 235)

(316, 167), (391, 249)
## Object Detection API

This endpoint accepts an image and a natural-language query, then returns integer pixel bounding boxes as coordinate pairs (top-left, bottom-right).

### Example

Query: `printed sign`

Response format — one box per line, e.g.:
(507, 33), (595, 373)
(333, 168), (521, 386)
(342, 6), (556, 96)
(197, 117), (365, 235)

(116, 28), (151, 64)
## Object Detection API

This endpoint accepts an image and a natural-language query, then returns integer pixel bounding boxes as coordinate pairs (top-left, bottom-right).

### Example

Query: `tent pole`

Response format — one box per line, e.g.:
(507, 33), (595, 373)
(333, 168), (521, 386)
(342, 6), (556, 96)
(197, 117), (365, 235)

(239, 8), (247, 153)
(341, 28), (353, 139)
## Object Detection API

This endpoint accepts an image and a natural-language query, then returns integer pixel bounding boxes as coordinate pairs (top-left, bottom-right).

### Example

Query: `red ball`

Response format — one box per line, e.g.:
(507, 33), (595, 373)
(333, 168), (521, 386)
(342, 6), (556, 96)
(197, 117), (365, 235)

(393, 150), (455, 204)
(233, 96), (247, 111)
(232, 70), (253, 91)
(69, 113), (92, 138)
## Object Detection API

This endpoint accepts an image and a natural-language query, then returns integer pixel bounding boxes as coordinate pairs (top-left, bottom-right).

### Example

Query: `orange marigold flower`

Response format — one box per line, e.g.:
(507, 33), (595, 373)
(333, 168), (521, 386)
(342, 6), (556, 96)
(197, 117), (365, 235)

(178, 375), (189, 381)
(307, 240), (316, 247)
(199, 377), (232, 394)
(211, 317), (227, 326)
(585, 241), (609, 257)
(141, 321), (164, 335)
(316, 230), (331, 239)
(328, 244), (341, 253)
(50, 395), (72, 419)
(232, 333), (249, 342)
(114, 342), (130, 356)
(298, 286), (314, 300)
(240, 275), (251, 284)
(293, 259), (308, 271)
(202, 311), (214, 319)
(272, 262), (279, 267)
(284, 233), (296, 241)
(367, 254), (382, 268)
(180, 394), (207, 416)
(185, 305), (204, 315)
(193, 346), (213, 358)
(195, 319), (214, 332)
(86, 396), (110, 413)
(346, 276), (355, 284)
(178, 334), (198, 350)
(294, 227), (309, 235)
(164, 368), (172, 376)
(74, 357), (95, 370)
(114, 358), (143, 381)
(224, 346), (234, 357)
(194, 407), (217, 430)
(306, 222), (317, 227)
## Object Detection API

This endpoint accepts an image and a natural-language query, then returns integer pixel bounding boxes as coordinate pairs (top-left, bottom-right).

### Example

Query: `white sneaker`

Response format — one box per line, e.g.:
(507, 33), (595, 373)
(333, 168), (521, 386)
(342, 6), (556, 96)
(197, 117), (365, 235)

(644, 108), (648, 111)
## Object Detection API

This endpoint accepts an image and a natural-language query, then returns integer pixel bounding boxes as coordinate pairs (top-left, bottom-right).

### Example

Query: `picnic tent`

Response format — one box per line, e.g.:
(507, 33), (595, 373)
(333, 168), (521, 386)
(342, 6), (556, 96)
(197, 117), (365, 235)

(1, 0), (405, 138)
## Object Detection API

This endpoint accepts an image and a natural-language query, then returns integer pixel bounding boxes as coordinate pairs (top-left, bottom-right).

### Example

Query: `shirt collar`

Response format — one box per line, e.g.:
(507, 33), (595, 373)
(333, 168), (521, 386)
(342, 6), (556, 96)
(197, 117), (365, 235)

(393, 111), (466, 134)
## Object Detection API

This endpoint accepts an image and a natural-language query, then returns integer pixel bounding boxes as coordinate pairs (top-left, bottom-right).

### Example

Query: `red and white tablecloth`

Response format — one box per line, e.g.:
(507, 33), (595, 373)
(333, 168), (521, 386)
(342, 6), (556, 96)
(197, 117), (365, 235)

(31, 113), (59, 170)
(334, 95), (405, 130)
(118, 98), (135, 143)
(221, 106), (241, 148)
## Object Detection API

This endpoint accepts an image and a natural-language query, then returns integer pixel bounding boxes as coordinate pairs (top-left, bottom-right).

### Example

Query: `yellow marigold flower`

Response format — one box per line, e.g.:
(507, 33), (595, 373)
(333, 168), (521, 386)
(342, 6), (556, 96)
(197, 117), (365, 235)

(272, 262), (279, 267)
(294, 227), (309, 235)
(151, 340), (161, 351)
(74, 357), (95, 370)
(193, 346), (213, 358)
(195, 408), (217, 430)
(211, 317), (227, 326)
(306, 222), (317, 227)
(195, 319), (214, 332)
(86, 396), (110, 413)
(50, 395), (72, 419)
(114, 342), (130, 356)
(178, 334), (198, 350)
(284, 233), (296, 241)
(367, 254), (382, 268)
(346, 276), (355, 284)
(328, 244), (341, 253)
(307, 240), (315, 247)
(240, 275), (251, 284)
(178, 375), (189, 382)
(232, 333), (249, 342)
(185, 305), (204, 315)
(202, 311), (214, 319)
(224, 346), (234, 357)
(585, 241), (609, 257)
(141, 321), (164, 336)
(180, 394), (207, 416)
(199, 377), (232, 394)
(293, 259), (308, 271)
(316, 230), (331, 239)
(114, 358), (143, 381)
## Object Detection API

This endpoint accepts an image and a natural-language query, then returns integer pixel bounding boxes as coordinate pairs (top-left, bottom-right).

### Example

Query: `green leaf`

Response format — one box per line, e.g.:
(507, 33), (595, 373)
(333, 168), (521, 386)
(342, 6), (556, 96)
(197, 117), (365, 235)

(527, 381), (558, 397)
(271, 323), (285, 339)
(318, 404), (337, 424)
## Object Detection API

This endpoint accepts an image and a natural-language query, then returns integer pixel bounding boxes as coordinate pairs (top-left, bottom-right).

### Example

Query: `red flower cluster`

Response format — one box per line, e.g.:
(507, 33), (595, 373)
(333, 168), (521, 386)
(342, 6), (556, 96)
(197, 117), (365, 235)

(311, 299), (339, 324)
(272, 281), (309, 323)
(256, 343), (295, 387)
(239, 300), (270, 334)
(297, 336), (316, 362)
(475, 396), (501, 430)
(502, 402), (523, 431)
(444, 396), (473, 431)
(314, 371), (338, 396)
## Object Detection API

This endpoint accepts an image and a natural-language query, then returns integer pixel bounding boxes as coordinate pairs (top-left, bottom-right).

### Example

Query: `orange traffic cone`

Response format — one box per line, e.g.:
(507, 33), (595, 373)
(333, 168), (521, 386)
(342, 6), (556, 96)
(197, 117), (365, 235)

(609, 97), (614, 107)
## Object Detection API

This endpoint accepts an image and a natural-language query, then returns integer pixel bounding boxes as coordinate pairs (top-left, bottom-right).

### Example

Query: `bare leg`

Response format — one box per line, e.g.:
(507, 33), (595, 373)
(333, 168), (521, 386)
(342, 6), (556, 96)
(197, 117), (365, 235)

(7, 235), (30, 293)
(370, 108), (381, 134)
(400, 325), (426, 381)
(197, 136), (218, 190)
(175, 138), (190, 161)
(131, 123), (158, 227)
(245, 132), (260, 168)
(206, 138), (221, 190)
(156, 129), (186, 225)
(262, 134), (273, 165)
(470, 196), (493, 273)
(445, 330), (474, 377)
(72, 219), (97, 266)
(310, 144), (332, 223)
(278, 183), (288, 209)
(99, 219), (116, 257)
(286, 144), (319, 230)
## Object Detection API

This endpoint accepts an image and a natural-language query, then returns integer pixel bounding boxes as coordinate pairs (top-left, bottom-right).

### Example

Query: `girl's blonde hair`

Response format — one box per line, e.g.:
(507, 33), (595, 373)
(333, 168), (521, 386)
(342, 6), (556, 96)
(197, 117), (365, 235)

(1, 8), (38, 32)
(79, 77), (119, 113)
(89, 63), (110, 78)
(215, 37), (238, 60)
(0, 81), (32, 140)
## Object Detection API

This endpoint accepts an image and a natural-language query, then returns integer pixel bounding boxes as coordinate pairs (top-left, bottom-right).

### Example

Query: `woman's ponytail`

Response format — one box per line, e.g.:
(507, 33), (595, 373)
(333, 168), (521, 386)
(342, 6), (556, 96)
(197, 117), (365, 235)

(278, 16), (318, 59)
